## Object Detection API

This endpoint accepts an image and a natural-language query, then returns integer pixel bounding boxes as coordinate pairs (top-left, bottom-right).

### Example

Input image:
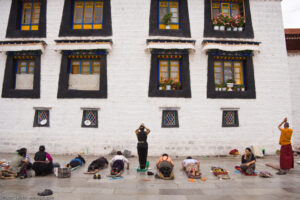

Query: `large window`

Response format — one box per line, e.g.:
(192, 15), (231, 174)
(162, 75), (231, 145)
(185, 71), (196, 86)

(204, 0), (254, 39)
(158, 0), (179, 30)
(149, 0), (191, 37)
(6, 0), (46, 38)
(21, 1), (41, 31)
(148, 50), (191, 98)
(213, 58), (245, 86)
(211, 0), (243, 19)
(2, 51), (41, 98)
(158, 56), (181, 91)
(57, 50), (107, 98)
(59, 0), (112, 37)
(207, 50), (256, 99)
(73, 0), (103, 30)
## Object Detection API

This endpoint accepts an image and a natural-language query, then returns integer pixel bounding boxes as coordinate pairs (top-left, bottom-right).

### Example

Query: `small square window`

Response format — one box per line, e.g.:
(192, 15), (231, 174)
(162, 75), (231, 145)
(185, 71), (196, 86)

(34, 110), (49, 127)
(82, 110), (98, 128)
(162, 110), (179, 128)
(222, 110), (239, 127)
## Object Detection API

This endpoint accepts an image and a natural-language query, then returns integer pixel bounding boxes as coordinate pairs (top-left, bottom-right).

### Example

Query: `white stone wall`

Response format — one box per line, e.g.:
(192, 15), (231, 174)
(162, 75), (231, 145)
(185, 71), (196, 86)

(0, 0), (295, 156)
(287, 51), (300, 149)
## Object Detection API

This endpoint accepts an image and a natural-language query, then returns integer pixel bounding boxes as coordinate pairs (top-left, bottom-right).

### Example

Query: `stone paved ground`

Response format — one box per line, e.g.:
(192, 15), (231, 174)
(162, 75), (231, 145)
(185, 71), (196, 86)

(0, 153), (300, 200)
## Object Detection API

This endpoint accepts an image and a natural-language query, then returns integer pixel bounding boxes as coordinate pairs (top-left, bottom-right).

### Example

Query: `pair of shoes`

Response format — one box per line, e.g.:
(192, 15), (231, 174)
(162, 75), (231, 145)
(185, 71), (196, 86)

(38, 189), (53, 196)
(147, 171), (154, 176)
(276, 171), (287, 175)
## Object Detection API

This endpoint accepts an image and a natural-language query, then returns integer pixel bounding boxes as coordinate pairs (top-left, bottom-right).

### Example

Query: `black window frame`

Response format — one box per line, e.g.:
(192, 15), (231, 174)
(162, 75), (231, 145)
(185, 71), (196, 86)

(222, 110), (239, 127)
(148, 49), (191, 98)
(162, 110), (179, 128)
(204, 0), (254, 39)
(1, 51), (41, 99)
(207, 50), (256, 99)
(57, 50), (107, 99)
(33, 109), (50, 127)
(59, 0), (112, 37)
(149, 0), (191, 38)
(6, 0), (47, 38)
(81, 109), (98, 128)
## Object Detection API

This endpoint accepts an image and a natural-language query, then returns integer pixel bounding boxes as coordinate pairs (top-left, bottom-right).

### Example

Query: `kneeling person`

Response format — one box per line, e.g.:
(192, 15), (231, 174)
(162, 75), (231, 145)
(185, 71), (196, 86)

(156, 154), (174, 179)
(110, 151), (129, 176)
(182, 156), (201, 178)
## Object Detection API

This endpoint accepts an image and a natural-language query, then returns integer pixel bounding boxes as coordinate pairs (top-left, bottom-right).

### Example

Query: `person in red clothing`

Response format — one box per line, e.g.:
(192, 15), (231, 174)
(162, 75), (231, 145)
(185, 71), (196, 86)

(277, 117), (294, 175)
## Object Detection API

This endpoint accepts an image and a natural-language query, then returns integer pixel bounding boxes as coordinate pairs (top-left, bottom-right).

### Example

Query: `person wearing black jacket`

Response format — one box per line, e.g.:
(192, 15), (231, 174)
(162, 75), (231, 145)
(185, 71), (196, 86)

(135, 123), (150, 169)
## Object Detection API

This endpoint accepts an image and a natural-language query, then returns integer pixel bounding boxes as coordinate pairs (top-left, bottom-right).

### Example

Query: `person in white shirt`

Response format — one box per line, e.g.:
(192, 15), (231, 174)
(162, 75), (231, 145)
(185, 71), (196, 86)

(110, 151), (129, 175)
(182, 156), (200, 177)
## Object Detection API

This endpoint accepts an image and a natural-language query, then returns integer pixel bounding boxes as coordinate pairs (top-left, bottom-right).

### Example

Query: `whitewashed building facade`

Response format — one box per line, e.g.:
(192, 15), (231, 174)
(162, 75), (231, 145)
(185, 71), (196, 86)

(0, 0), (298, 156)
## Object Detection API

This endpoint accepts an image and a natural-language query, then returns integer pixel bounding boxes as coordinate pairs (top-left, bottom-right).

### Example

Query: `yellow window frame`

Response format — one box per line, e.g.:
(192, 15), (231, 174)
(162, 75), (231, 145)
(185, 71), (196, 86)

(233, 61), (243, 85)
(159, 60), (169, 82)
(92, 60), (101, 74)
(71, 60), (80, 74)
(93, 1), (103, 29)
(214, 61), (223, 84)
(170, 60), (180, 82)
(159, 0), (179, 30)
(221, 3), (230, 16)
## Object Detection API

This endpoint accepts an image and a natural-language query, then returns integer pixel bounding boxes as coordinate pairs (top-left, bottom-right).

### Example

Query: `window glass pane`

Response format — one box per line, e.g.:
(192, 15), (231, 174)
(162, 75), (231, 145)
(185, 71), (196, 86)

(28, 61), (35, 74)
(94, 6), (103, 23)
(159, 6), (168, 24)
(160, 66), (168, 72)
(71, 60), (80, 74)
(224, 67), (233, 82)
(160, 72), (168, 81)
(81, 60), (90, 74)
(32, 3), (40, 24)
(92, 60), (100, 74)
(231, 3), (240, 16)
(23, 4), (32, 24)
(171, 66), (178, 72)
(74, 2), (83, 23)
(160, 60), (168, 66)
(170, 72), (179, 81)
(84, 2), (93, 23)
(221, 3), (230, 16)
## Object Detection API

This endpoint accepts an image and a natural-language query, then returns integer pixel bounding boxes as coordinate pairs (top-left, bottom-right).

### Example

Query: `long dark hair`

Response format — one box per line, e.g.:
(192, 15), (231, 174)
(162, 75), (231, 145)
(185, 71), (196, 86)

(17, 148), (27, 157)
(39, 145), (45, 152)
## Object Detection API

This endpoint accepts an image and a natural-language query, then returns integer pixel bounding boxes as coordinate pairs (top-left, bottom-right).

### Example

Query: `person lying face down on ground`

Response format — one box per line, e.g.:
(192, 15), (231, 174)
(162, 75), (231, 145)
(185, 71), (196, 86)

(85, 157), (108, 174)
(1, 148), (29, 179)
(66, 155), (86, 169)
(156, 153), (174, 178)
(110, 151), (129, 176)
(32, 145), (54, 176)
(240, 147), (256, 175)
(182, 156), (200, 177)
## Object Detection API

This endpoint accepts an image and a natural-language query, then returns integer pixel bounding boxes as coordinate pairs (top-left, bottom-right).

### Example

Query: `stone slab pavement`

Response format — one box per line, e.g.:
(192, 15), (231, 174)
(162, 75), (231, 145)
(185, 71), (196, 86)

(0, 153), (300, 200)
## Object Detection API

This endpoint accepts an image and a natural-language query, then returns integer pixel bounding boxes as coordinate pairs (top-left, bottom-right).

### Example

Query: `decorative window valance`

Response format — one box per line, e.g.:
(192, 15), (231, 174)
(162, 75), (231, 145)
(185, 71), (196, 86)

(0, 41), (46, 52)
(146, 39), (195, 52)
(202, 40), (260, 52)
(54, 39), (112, 52)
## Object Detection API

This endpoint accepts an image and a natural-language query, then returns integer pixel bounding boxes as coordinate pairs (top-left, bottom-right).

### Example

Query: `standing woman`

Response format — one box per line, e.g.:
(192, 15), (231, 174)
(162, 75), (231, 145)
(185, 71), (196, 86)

(277, 117), (294, 175)
(32, 145), (54, 176)
(135, 123), (150, 170)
